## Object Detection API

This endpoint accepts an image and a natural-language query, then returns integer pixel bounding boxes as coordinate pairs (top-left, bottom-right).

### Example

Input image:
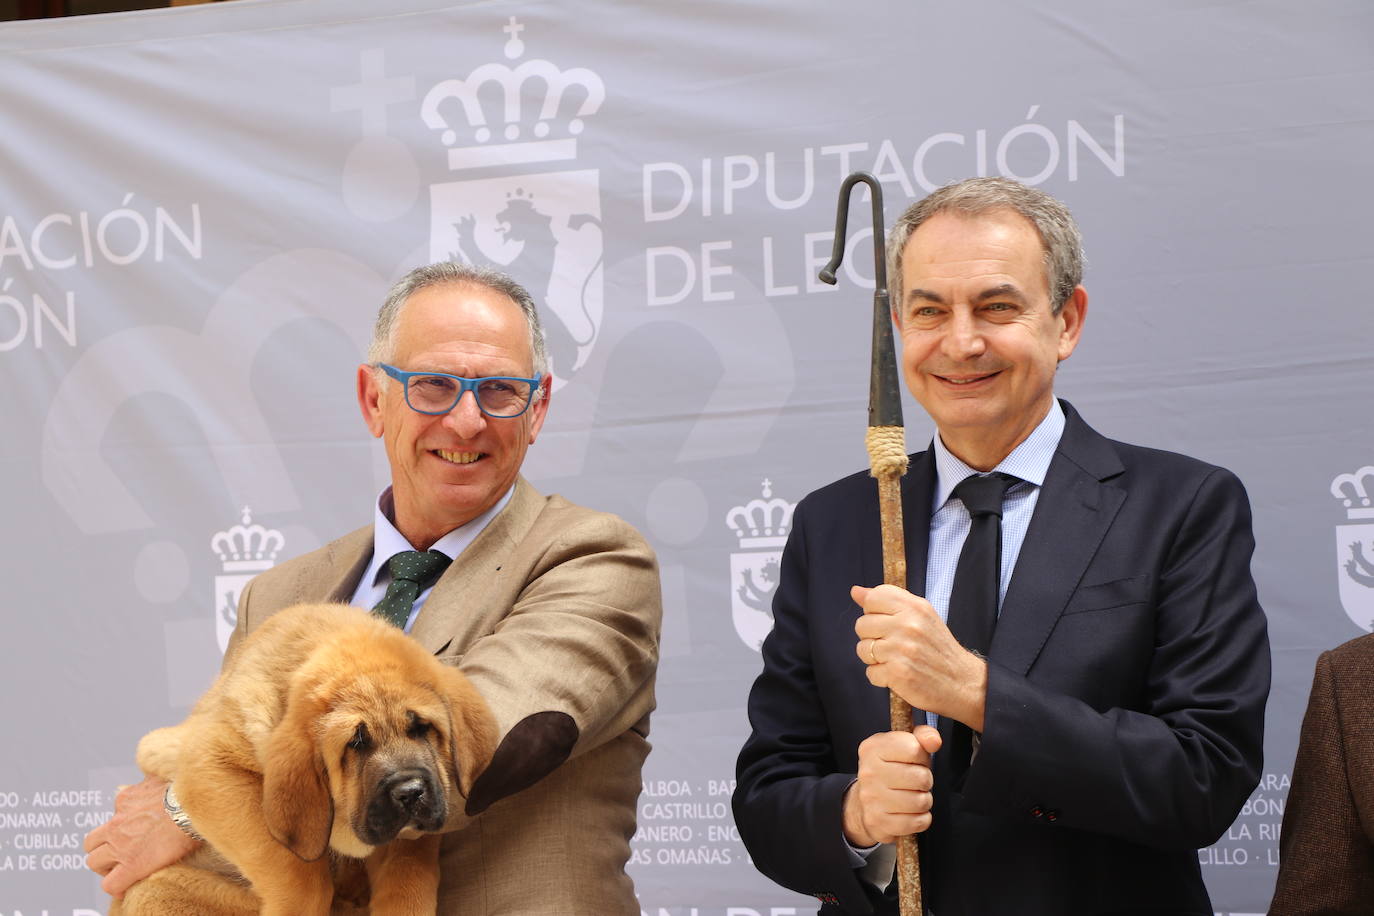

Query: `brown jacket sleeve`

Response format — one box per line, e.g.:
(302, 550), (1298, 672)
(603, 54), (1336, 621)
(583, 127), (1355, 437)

(1270, 637), (1374, 914)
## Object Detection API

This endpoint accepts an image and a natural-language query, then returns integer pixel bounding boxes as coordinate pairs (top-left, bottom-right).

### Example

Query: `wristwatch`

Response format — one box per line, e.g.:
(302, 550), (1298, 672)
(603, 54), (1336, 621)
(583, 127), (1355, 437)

(163, 783), (204, 842)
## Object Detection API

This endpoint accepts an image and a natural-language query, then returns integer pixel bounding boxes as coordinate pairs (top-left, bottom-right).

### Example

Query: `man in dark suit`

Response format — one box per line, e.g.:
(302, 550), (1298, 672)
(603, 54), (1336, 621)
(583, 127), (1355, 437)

(1269, 633), (1374, 915)
(733, 177), (1270, 915)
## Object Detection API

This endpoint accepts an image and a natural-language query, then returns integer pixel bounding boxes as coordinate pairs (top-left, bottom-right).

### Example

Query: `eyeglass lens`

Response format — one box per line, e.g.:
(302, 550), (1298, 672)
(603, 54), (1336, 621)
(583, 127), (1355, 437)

(406, 375), (532, 417)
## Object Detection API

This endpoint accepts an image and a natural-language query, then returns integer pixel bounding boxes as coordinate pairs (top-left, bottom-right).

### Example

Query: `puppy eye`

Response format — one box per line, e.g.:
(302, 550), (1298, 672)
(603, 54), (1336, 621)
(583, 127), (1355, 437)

(406, 711), (431, 738)
(348, 723), (371, 752)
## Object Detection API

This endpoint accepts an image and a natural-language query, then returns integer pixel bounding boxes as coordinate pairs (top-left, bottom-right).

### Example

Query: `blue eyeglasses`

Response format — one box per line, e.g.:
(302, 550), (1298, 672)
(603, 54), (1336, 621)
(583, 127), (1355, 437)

(376, 364), (543, 419)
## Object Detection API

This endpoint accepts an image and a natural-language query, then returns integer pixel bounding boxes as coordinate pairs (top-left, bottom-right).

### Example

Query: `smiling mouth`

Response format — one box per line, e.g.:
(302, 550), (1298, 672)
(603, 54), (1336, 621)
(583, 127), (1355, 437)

(936, 370), (1001, 386)
(435, 449), (483, 464)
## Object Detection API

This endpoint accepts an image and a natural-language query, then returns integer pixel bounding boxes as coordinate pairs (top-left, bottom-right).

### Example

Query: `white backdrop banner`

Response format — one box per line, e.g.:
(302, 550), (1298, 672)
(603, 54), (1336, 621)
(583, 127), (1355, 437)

(2, 1), (1372, 913)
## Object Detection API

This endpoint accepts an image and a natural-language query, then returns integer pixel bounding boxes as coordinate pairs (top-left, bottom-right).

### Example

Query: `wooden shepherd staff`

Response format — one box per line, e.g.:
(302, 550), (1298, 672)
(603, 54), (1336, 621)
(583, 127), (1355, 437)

(819, 171), (920, 915)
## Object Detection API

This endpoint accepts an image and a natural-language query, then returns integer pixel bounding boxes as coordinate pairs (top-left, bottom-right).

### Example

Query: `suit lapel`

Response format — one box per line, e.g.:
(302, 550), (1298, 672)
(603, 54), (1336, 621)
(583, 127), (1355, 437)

(990, 403), (1126, 676)
(408, 477), (544, 656)
(307, 526), (373, 604)
(902, 448), (936, 598)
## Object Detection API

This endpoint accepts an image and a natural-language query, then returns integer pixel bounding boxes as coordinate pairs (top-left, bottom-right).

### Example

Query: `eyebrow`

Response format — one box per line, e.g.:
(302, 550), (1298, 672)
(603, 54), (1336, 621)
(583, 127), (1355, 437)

(905, 283), (1027, 305)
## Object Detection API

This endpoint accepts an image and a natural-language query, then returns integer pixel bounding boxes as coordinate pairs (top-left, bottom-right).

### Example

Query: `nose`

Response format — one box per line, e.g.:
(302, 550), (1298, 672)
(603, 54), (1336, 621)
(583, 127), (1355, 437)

(942, 308), (986, 360)
(386, 772), (428, 813)
(442, 389), (488, 438)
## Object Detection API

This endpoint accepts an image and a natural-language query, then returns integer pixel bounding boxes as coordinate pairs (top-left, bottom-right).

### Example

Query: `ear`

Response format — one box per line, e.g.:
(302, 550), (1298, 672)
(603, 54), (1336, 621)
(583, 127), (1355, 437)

(1057, 285), (1088, 362)
(439, 668), (498, 799)
(525, 374), (552, 447)
(261, 687), (334, 861)
(357, 363), (385, 438)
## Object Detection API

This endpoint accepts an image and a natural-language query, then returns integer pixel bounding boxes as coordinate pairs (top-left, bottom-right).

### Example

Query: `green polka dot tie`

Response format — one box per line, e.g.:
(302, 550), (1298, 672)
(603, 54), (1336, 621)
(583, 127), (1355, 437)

(371, 550), (452, 629)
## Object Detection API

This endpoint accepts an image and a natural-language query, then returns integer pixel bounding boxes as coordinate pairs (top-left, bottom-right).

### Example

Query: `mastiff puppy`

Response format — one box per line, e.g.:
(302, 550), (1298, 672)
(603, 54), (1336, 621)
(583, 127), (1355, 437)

(110, 603), (497, 916)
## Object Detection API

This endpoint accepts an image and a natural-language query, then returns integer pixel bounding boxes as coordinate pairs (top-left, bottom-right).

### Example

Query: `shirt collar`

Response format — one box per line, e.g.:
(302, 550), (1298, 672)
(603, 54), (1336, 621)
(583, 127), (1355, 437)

(363, 484), (515, 586)
(931, 398), (1066, 511)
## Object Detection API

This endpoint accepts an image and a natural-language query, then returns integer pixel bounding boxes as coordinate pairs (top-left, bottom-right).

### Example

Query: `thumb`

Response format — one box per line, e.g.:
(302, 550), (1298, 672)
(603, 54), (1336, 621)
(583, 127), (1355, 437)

(913, 724), (943, 759)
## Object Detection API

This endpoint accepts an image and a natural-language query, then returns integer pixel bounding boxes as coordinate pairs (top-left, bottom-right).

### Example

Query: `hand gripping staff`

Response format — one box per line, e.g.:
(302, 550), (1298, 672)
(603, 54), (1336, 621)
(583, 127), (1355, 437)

(819, 172), (920, 915)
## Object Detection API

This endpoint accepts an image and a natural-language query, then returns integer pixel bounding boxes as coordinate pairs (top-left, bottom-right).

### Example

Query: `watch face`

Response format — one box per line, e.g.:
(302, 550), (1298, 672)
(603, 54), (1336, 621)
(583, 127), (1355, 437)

(163, 785), (201, 839)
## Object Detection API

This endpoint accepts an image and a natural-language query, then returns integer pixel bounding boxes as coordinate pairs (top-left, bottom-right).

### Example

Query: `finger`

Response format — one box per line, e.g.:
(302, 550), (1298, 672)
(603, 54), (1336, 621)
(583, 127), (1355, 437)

(85, 845), (114, 876)
(872, 811), (933, 841)
(862, 800), (934, 844)
(82, 826), (107, 853)
(870, 778), (934, 807)
(868, 759), (934, 793)
(854, 583), (911, 616)
(853, 614), (891, 641)
(102, 863), (136, 897)
(863, 730), (922, 762)
(913, 724), (943, 756)
(858, 636), (892, 666)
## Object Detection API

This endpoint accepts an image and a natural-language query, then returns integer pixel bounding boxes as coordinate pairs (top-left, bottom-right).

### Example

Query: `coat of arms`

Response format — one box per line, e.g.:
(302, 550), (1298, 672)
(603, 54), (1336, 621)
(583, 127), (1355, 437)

(727, 479), (796, 651)
(1333, 466), (1374, 632)
(420, 18), (605, 387)
(211, 507), (283, 653)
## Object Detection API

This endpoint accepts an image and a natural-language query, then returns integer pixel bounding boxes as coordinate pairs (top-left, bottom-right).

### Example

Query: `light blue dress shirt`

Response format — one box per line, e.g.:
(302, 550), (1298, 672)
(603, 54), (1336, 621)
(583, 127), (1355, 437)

(920, 398), (1065, 726)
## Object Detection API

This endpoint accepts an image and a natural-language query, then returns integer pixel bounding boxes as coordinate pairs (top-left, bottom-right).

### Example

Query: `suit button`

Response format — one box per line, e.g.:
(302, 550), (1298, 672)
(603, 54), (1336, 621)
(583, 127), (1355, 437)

(1046, 809), (1060, 822)
(1029, 806), (1044, 818)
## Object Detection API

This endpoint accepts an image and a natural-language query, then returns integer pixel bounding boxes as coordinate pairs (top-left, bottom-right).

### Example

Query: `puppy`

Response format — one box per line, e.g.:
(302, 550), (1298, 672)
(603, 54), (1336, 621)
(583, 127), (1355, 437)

(110, 603), (497, 916)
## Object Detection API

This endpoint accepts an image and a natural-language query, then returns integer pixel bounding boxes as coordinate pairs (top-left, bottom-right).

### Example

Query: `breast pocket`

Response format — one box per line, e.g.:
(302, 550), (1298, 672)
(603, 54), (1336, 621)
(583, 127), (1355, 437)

(1061, 574), (1152, 616)
(1043, 574), (1155, 709)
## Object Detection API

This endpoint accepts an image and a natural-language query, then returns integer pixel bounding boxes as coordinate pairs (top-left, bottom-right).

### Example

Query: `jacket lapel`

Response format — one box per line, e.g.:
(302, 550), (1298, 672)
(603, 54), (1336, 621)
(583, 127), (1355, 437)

(408, 477), (544, 656)
(902, 447), (936, 598)
(307, 525), (373, 604)
(989, 402), (1126, 676)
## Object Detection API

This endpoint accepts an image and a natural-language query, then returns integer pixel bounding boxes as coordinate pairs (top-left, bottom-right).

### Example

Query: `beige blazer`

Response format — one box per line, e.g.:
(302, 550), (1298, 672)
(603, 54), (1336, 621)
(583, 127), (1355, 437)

(1269, 634), (1374, 915)
(226, 477), (662, 915)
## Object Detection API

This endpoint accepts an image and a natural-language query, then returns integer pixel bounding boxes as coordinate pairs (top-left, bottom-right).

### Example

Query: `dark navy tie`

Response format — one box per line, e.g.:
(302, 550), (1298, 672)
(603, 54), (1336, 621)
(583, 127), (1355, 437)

(944, 472), (1018, 782)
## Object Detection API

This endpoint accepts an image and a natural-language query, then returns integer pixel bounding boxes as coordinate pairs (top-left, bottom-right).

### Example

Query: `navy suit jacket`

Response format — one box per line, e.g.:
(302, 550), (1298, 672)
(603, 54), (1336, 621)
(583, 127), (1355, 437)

(734, 401), (1270, 916)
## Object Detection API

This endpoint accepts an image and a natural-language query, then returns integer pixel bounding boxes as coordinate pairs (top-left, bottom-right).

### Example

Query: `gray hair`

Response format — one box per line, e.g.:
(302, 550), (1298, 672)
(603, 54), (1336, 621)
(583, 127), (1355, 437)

(886, 177), (1083, 314)
(366, 261), (550, 379)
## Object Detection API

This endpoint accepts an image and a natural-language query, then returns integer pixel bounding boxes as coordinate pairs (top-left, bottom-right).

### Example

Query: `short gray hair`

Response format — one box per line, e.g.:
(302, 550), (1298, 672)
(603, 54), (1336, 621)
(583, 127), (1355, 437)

(886, 177), (1083, 314)
(366, 261), (549, 378)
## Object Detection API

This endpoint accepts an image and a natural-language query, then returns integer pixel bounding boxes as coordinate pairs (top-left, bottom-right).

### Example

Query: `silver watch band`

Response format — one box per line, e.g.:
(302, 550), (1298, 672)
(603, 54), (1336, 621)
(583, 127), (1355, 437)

(163, 783), (204, 842)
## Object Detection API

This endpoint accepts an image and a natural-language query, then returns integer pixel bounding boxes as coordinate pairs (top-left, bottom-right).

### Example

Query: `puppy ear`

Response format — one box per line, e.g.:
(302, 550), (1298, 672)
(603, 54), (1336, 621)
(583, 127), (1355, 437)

(261, 687), (334, 861)
(439, 667), (498, 799)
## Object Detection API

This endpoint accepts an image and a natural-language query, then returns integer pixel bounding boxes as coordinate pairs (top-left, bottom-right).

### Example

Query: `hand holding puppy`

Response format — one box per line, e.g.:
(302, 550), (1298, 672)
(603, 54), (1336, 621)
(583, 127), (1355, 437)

(82, 776), (198, 898)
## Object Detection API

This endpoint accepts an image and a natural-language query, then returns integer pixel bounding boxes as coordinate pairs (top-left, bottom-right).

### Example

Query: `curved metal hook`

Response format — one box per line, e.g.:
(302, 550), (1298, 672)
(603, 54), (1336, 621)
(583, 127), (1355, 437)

(817, 171), (902, 429)
(818, 171), (887, 294)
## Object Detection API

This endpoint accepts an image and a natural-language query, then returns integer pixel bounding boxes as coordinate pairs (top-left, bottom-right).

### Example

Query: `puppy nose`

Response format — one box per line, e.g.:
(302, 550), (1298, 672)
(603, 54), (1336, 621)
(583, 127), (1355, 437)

(388, 775), (427, 812)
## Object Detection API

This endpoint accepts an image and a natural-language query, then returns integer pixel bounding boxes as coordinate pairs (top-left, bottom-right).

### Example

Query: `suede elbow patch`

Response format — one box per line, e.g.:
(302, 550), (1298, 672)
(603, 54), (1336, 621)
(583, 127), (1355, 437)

(465, 711), (578, 815)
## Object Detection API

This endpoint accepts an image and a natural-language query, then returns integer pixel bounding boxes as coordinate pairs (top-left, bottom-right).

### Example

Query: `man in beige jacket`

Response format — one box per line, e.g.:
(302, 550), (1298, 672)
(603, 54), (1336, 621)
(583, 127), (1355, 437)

(84, 262), (663, 914)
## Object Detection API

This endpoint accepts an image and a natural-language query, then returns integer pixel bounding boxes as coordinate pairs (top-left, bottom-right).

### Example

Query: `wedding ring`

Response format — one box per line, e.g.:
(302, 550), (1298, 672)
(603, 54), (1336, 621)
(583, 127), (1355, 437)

(866, 639), (879, 665)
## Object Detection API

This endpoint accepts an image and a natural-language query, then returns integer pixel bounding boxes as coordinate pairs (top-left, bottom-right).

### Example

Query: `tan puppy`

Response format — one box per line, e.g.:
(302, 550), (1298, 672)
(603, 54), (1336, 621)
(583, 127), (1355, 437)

(110, 603), (497, 916)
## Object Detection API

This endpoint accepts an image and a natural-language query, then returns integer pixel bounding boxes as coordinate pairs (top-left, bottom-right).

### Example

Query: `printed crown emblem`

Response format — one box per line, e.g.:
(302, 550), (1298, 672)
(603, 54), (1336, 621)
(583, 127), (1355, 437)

(1332, 466), (1374, 520)
(211, 507), (284, 573)
(420, 16), (605, 172)
(727, 479), (795, 549)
